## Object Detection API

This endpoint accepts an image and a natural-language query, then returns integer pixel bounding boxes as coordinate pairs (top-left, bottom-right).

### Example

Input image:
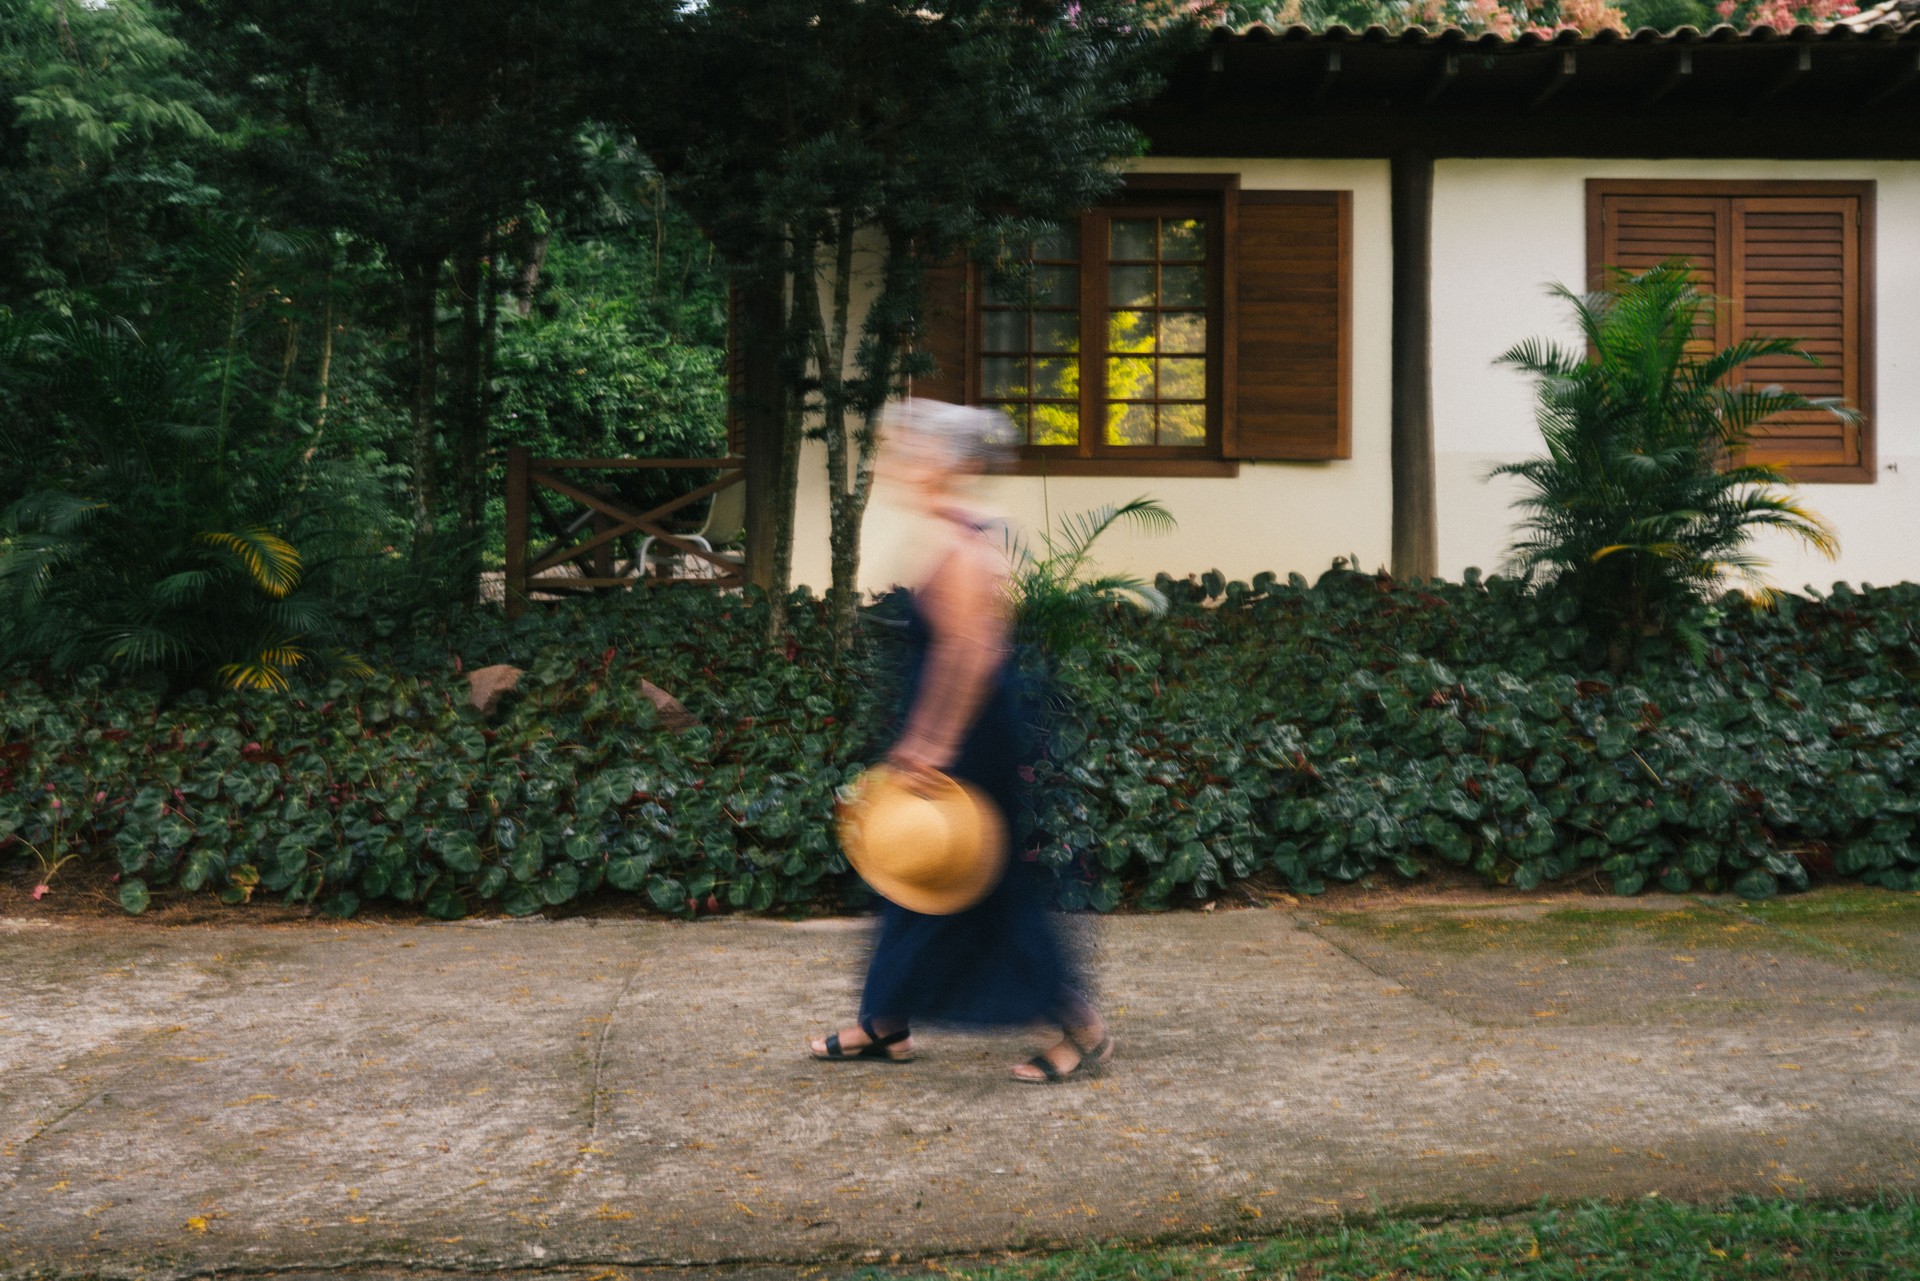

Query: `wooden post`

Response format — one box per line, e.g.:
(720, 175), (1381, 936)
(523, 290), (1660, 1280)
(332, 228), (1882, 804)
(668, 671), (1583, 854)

(504, 446), (529, 619)
(1391, 148), (1439, 581)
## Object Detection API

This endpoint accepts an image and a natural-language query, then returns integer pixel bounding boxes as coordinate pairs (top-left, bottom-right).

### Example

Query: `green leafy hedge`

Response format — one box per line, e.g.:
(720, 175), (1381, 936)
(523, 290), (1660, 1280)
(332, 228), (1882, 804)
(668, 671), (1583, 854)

(1032, 570), (1920, 909)
(4, 570), (1918, 916)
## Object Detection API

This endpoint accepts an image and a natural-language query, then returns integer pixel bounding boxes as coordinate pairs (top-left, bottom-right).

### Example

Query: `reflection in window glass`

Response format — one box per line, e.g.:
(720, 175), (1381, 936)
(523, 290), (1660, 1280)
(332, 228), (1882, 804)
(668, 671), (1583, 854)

(983, 310), (1025, 353)
(981, 222), (1080, 447)
(983, 357), (1027, 399)
(1161, 265), (1205, 308)
(1102, 213), (1209, 447)
(1107, 309), (1155, 353)
(1109, 265), (1155, 308)
(1033, 404), (1079, 446)
(1111, 218), (1156, 260)
(1107, 404), (1155, 446)
(1033, 313), (1078, 354)
(1161, 313), (1206, 354)
(1162, 219), (1206, 261)
(1106, 356), (1154, 402)
(1161, 403), (1205, 444)
(977, 207), (1211, 452)
(1160, 358), (1205, 401)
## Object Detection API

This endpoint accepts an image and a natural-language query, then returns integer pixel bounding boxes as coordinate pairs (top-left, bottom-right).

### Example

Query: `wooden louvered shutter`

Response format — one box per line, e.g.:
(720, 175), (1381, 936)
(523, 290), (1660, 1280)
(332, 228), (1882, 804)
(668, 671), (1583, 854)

(1227, 190), (1351, 461)
(910, 255), (973, 405)
(1590, 181), (1873, 483)
(1594, 194), (1730, 357)
(1732, 196), (1868, 478)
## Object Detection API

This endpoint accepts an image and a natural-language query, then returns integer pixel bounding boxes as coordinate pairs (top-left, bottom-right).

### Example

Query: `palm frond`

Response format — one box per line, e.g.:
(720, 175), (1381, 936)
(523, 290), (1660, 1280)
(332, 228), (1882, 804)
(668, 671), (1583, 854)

(1498, 261), (1852, 668)
(198, 528), (302, 598)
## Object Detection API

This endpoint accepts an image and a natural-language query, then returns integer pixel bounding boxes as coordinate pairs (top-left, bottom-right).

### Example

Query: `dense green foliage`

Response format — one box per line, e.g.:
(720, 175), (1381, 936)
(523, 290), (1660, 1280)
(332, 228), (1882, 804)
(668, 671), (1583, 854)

(918, 1196), (1920, 1281)
(1, 1), (730, 686)
(638, 0), (1200, 641)
(1496, 266), (1845, 671)
(5, 568), (1916, 916)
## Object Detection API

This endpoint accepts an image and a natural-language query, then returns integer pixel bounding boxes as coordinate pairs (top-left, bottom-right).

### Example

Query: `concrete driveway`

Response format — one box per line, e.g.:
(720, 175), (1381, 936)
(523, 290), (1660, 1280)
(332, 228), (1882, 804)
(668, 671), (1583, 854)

(3, 890), (1917, 1278)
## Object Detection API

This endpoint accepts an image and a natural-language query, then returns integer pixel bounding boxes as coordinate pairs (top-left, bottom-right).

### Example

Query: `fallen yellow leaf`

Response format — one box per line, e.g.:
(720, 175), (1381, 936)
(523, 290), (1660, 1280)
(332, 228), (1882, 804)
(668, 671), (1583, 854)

(185, 1217), (208, 1233)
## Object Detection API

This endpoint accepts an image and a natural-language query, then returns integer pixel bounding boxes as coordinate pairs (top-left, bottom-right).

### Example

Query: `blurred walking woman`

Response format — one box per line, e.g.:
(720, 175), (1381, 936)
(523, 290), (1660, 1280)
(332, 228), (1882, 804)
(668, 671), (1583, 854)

(808, 400), (1111, 1083)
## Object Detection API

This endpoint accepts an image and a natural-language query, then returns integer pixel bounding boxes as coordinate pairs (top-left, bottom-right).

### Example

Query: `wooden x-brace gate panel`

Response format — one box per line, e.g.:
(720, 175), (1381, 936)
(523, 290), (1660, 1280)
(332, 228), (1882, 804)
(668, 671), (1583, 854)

(503, 448), (746, 618)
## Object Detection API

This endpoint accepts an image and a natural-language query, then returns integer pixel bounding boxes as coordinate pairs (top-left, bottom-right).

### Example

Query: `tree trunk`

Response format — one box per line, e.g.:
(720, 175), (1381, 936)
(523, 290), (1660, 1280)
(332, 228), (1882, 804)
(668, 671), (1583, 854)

(736, 269), (788, 601)
(450, 246), (488, 548)
(766, 239), (814, 641)
(402, 256), (442, 547)
(1390, 148), (1439, 581)
(816, 215), (859, 653)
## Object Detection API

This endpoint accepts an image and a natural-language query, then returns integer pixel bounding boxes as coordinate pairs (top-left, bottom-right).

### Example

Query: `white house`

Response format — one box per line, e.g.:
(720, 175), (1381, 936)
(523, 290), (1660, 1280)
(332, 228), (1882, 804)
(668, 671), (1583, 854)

(783, 20), (1920, 596)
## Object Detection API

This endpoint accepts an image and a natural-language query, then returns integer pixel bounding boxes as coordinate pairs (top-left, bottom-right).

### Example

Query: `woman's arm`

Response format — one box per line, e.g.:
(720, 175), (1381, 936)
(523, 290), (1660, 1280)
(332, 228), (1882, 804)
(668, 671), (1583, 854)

(888, 536), (1010, 774)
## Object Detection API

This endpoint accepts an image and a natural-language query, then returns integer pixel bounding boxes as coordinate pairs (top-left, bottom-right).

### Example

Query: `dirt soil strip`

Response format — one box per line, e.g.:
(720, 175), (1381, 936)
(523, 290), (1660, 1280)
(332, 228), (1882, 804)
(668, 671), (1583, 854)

(2, 892), (1918, 1279)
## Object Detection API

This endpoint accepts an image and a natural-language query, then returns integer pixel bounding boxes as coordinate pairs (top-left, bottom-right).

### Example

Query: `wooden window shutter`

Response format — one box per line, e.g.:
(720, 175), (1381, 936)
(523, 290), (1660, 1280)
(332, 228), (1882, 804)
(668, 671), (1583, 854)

(1593, 193), (1729, 357)
(1731, 196), (1868, 478)
(1227, 190), (1351, 461)
(910, 255), (973, 405)
(1589, 181), (1874, 483)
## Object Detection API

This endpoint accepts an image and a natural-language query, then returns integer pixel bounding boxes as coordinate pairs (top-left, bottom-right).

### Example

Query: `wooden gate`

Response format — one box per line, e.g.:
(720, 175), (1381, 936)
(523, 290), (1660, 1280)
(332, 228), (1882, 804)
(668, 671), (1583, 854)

(502, 447), (746, 619)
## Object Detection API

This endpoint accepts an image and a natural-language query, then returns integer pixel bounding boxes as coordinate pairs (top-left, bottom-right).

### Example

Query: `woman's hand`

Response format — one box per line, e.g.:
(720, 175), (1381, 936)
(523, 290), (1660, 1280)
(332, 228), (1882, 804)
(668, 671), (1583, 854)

(883, 744), (950, 796)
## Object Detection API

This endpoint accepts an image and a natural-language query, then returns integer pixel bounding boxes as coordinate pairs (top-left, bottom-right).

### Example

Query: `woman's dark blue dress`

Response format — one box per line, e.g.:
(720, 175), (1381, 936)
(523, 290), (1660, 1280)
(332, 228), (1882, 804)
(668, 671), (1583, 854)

(857, 597), (1080, 1029)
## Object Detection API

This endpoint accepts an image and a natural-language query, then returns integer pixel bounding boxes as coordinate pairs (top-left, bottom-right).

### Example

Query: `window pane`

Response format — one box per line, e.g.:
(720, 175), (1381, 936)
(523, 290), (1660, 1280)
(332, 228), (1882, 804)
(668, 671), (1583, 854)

(1162, 218), (1207, 261)
(1032, 404), (1078, 446)
(1032, 312), (1078, 354)
(1161, 402), (1205, 445)
(1162, 265), (1205, 307)
(1106, 356), (1154, 401)
(1107, 309), (1155, 353)
(1161, 312), (1206, 354)
(1033, 265), (1078, 307)
(983, 357), (1028, 398)
(1034, 223), (1079, 260)
(1109, 265), (1155, 308)
(1111, 218), (1156, 260)
(992, 402), (1031, 442)
(983, 270), (1025, 307)
(1160, 357), (1205, 401)
(982, 310), (1026, 353)
(1033, 357), (1077, 399)
(1107, 404), (1155, 446)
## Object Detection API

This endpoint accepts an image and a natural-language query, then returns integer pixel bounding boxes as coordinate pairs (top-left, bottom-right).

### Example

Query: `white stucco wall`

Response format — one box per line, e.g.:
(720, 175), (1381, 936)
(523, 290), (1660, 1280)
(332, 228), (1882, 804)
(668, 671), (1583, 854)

(1433, 158), (1920, 593)
(788, 156), (1920, 594)
(792, 158), (1395, 593)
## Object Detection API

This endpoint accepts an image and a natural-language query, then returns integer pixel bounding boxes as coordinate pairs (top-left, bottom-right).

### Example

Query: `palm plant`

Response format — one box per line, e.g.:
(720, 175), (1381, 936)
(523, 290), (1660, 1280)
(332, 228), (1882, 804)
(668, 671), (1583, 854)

(0, 313), (345, 689)
(1494, 263), (1848, 670)
(1003, 495), (1176, 660)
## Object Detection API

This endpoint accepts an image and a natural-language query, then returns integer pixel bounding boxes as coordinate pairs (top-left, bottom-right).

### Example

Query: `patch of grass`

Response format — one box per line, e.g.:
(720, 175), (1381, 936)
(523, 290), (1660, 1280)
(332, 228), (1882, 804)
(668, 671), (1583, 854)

(1740, 888), (1920, 977)
(899, 1196), (1920, 1280)
(1319, 906), (1768, 958)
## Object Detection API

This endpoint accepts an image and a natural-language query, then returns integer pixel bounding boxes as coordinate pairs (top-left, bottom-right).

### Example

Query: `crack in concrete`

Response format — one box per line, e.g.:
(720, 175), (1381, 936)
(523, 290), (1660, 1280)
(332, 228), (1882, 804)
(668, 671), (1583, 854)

(1289, 912), (1480, 1029)
(543, 936), (652, 1222)
(0, 1085), (111, 1197)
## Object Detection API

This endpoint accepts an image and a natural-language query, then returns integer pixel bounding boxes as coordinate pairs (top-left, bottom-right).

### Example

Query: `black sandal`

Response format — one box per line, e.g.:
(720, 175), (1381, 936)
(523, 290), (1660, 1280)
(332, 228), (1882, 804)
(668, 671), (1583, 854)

(1012, 1029), (1113, 1084)
(810, 1017), (914, 1063)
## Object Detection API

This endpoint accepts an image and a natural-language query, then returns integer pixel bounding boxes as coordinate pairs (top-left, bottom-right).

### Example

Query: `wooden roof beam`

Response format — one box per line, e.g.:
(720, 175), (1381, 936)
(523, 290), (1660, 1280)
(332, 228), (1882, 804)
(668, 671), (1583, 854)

(1866, 48), (1920, 107)
(1752, 45), (1813, 107)
(1529, 50), (1576, 110)
(1311, 47), (1342, 104)
(1421, 53), (1460, 107)
(1640, 47), (1692, 109)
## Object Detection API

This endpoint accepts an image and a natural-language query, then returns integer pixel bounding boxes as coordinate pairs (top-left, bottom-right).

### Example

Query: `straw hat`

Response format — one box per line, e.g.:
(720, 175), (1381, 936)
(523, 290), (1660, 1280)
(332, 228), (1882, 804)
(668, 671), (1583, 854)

(836, 765), (1006, 915)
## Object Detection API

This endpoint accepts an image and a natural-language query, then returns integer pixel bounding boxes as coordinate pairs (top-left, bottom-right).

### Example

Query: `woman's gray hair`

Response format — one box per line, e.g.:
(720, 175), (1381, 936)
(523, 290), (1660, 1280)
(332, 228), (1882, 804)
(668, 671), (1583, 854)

(881, 398), (1016, 474)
